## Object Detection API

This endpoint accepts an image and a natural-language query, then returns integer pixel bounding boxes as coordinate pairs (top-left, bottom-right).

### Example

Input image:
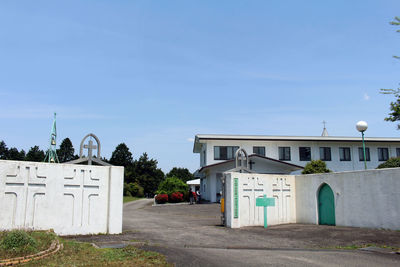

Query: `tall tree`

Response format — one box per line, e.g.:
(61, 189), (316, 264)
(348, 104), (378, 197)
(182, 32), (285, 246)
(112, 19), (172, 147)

(25, 146), (45, 162)
(166, 167), (195, 182)
(109, 143), (133, 167)
(57, 138), (76, 162)
(7, 147), (25, 161)
(0, 140), (8, 159)
(129, 153), (165, 195)
(381, 17), (400, 128)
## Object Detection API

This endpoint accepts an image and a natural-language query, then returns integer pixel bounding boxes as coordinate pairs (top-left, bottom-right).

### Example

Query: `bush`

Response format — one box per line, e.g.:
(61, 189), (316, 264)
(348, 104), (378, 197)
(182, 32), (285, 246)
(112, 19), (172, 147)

(155, 194), (168, 204)
(302, 160), (331, 174)
(377, 157), (400, 169)
(156, 177), (188, 195)
(124, 182), (144, 197)
(1, 230), (37, 253)
(169, 192), (184, 203)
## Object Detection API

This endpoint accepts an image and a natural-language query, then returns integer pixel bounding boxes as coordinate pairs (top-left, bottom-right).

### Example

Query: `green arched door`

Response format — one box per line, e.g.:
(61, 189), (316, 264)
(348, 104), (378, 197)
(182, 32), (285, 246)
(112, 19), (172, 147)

(318, 184), (335, 226)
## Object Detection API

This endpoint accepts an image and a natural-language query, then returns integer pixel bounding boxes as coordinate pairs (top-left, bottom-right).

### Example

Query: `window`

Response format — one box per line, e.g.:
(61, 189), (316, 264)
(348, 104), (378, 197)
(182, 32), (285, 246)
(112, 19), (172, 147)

(378, 148), (389, 161)
(299, 147), (311, 161)
(319, 147), (331, 161)
(358, 147), (370, 161)
(214, 146), (239, 160)
(396, 148), (400, 157)
(339, 147), (351, 161)
(279, 147), (291, 161)
(253, 146), (265, 156)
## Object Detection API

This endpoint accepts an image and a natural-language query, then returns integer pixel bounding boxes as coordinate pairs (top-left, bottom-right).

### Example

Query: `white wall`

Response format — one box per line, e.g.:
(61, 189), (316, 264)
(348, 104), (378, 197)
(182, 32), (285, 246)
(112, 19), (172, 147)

(201, 140), (400, 172)
(295, 168), (400, 230)
(0, 160), (124, 235)
(224, 172), (296, 228)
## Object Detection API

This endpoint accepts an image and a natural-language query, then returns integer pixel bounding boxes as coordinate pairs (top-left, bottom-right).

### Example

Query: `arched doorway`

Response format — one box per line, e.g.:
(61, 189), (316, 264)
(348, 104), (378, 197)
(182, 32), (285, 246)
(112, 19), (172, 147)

(318, 183), (335, 226)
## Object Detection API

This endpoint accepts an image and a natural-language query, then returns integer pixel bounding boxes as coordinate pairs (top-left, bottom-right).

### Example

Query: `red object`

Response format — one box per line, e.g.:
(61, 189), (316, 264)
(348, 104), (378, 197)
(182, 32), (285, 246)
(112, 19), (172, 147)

(170, 192), (184, 203)
(192, 192), (197, 201)
(155, 194), (168, 204)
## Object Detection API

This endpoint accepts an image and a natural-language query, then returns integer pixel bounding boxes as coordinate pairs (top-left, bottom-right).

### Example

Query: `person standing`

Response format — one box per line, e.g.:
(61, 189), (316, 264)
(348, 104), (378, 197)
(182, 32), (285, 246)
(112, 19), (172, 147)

(189, 188), (194, 205)
(196, 189), (201, 204)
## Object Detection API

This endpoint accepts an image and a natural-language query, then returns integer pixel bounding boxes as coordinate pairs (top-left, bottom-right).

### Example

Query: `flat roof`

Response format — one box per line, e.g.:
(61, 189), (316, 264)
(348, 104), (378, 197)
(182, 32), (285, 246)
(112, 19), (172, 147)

(193, 134), (400, 152)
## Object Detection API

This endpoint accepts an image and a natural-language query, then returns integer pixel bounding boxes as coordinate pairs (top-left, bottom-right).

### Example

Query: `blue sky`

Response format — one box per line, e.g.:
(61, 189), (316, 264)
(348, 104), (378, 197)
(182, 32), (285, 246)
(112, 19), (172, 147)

(0, 0), (399, 172)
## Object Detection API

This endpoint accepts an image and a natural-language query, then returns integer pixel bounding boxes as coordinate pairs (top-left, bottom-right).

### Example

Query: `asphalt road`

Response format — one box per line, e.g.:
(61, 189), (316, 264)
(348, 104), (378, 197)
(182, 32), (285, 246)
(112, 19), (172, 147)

(122, 199), (400, 267)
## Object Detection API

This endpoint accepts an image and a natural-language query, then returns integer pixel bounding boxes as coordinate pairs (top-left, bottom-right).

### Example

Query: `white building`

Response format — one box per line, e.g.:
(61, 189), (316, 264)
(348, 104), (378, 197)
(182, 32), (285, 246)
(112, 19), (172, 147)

(193, 133), (400, 202)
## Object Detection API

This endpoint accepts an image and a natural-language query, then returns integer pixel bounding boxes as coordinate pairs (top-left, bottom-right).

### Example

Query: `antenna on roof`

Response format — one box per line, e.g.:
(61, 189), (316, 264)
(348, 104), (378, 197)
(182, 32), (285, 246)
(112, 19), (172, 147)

(321, 120), (329, 137)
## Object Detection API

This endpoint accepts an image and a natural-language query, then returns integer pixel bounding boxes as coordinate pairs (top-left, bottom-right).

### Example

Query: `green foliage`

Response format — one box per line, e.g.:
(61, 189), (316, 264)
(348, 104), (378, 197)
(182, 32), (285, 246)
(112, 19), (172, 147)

(166, 167), (195, 182)
(109, 143), (133, 167)
(7, 147), (25, 161)
(302, 160), (331, 174)
(25, 146), (45, 162)
(57, 138), (77, 162)
(124, 182), (144, 197)
(128, 153), (165, 195)
(1, 230), (37, 253)
(0, 141), (8, 159)
(156, 176), (188, 195)
(377, 157), (400, 169)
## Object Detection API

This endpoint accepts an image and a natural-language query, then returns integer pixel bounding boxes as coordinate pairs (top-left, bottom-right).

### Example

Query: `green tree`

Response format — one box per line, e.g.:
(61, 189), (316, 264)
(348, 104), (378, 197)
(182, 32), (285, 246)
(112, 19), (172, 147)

(302, 160), (331, 174)
(7, 148), (25, 161)
(25, 146), (45, 162)
(381, 17), (400, 128)
(166, 167), (195, 182)
(377, 157), (400, 169)
(156, 176), (188, 195)
(0, 140), (8, 159)
(109, 143), (133, 167)
(129, 153), (165, 195)
(57, 138), (76, 163)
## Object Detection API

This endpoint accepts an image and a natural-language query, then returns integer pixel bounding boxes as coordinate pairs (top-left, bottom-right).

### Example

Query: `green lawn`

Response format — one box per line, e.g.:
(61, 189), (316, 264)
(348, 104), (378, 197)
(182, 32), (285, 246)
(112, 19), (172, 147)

(123, 196), (144, 203)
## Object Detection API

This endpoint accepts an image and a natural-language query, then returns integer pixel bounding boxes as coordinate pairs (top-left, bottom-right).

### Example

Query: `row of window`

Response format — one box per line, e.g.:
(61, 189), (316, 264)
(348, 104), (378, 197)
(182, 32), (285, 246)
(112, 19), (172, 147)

(213, 146), (395, 162)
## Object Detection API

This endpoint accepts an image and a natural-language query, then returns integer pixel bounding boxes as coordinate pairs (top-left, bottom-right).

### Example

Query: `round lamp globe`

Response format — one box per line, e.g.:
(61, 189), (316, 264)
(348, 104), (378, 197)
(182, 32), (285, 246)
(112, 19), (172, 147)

(356, 121), (368, 132)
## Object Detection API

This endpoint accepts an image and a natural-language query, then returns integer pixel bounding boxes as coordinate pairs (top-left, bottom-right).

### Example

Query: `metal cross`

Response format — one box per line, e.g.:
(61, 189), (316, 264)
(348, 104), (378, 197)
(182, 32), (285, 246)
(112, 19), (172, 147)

(323, 120), (327, 128)
(249, 160), (255, 170)
(83, 139), (98, 165)
(256, 194), (275, 228)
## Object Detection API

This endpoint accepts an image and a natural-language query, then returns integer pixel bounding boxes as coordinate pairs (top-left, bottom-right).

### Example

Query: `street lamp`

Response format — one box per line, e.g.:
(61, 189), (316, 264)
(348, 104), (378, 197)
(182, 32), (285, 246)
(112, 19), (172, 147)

(356, 121), (368, 170)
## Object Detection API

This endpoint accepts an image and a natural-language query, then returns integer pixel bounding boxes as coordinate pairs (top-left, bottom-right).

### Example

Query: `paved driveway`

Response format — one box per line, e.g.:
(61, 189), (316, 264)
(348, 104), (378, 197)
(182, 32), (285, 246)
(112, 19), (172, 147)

(122, 199), (400, 266)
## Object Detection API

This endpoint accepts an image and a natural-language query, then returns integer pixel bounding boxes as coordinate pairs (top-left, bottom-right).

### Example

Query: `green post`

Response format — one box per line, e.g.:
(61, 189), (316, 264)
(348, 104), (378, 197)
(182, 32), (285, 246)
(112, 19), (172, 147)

(362, 132), (367, 170)
(256, 194), (275, 228)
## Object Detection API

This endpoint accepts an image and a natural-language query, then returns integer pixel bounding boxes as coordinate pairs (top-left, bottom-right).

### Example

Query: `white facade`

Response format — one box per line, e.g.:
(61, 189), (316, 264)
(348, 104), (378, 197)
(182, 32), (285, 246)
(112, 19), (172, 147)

(224, 168), (400, 230)
(193, 134), (400, 202)
(0, 160), (124, 235)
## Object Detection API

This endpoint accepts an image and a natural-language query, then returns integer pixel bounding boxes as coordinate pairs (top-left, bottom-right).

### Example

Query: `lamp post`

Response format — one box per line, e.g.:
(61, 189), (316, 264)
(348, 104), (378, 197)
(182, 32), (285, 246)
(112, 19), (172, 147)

(356, 121), (368, 170)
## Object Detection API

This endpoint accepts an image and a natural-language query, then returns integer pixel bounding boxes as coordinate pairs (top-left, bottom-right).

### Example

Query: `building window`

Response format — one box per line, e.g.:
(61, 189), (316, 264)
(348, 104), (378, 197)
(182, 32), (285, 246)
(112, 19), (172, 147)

(279, 147), (291, 161)
(299, 147), (311, 161)
(253, 146), (265, 156)
(358, 147), (370, 161)
(214, 146), (239, 160)
(339, 147), (351, 161)
(319, 147), (331, 161)
(378, 148), (389, 161)
(396, 148), (400, 157)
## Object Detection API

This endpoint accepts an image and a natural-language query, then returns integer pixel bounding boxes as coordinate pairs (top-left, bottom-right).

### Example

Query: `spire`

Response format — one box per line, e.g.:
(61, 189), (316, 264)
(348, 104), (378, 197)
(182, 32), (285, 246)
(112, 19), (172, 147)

(321, 120), (329, 137)
(44, 113), (59, 163)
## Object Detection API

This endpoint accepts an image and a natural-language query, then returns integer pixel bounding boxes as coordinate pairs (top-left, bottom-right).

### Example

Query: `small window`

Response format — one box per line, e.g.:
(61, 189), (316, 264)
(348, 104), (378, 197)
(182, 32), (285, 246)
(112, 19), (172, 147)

(396, 148), (400, 157)
(339, 147), (351, 161)
(378, 148), (389, 161)
(319, 147), (331, 161)
(358, 147), (370, 161)
(279, 147), (291, 161)
(253, 146), (265, 156)
(299, 147), (311, 161)
(214, 146), (239, 160)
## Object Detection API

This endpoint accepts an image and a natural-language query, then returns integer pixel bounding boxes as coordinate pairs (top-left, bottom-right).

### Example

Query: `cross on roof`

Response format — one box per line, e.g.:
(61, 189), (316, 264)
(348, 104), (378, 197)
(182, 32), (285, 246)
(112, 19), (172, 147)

(83, 139), (98, 165)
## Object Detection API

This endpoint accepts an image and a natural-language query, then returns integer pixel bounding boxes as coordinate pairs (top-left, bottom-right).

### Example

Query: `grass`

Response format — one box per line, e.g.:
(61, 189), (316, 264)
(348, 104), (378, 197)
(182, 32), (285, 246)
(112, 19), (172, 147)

(0, 230), (171, 266)
(28, 240), (171, 267)
(0, 230), (56, 259)
(123, 196), (144, 203)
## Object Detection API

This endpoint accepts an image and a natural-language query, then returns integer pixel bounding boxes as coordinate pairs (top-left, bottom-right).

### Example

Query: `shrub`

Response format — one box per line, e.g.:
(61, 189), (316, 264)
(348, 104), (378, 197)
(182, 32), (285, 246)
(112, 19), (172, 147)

(1, 230), (37, 253)
(302, 160), (331, 174)
(124, 182), (144, 197)
(155, 194), (168, 204)
(377, 157), (400, 169)
(156, 177), (188, 195)
(169, 192), (184, 203)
